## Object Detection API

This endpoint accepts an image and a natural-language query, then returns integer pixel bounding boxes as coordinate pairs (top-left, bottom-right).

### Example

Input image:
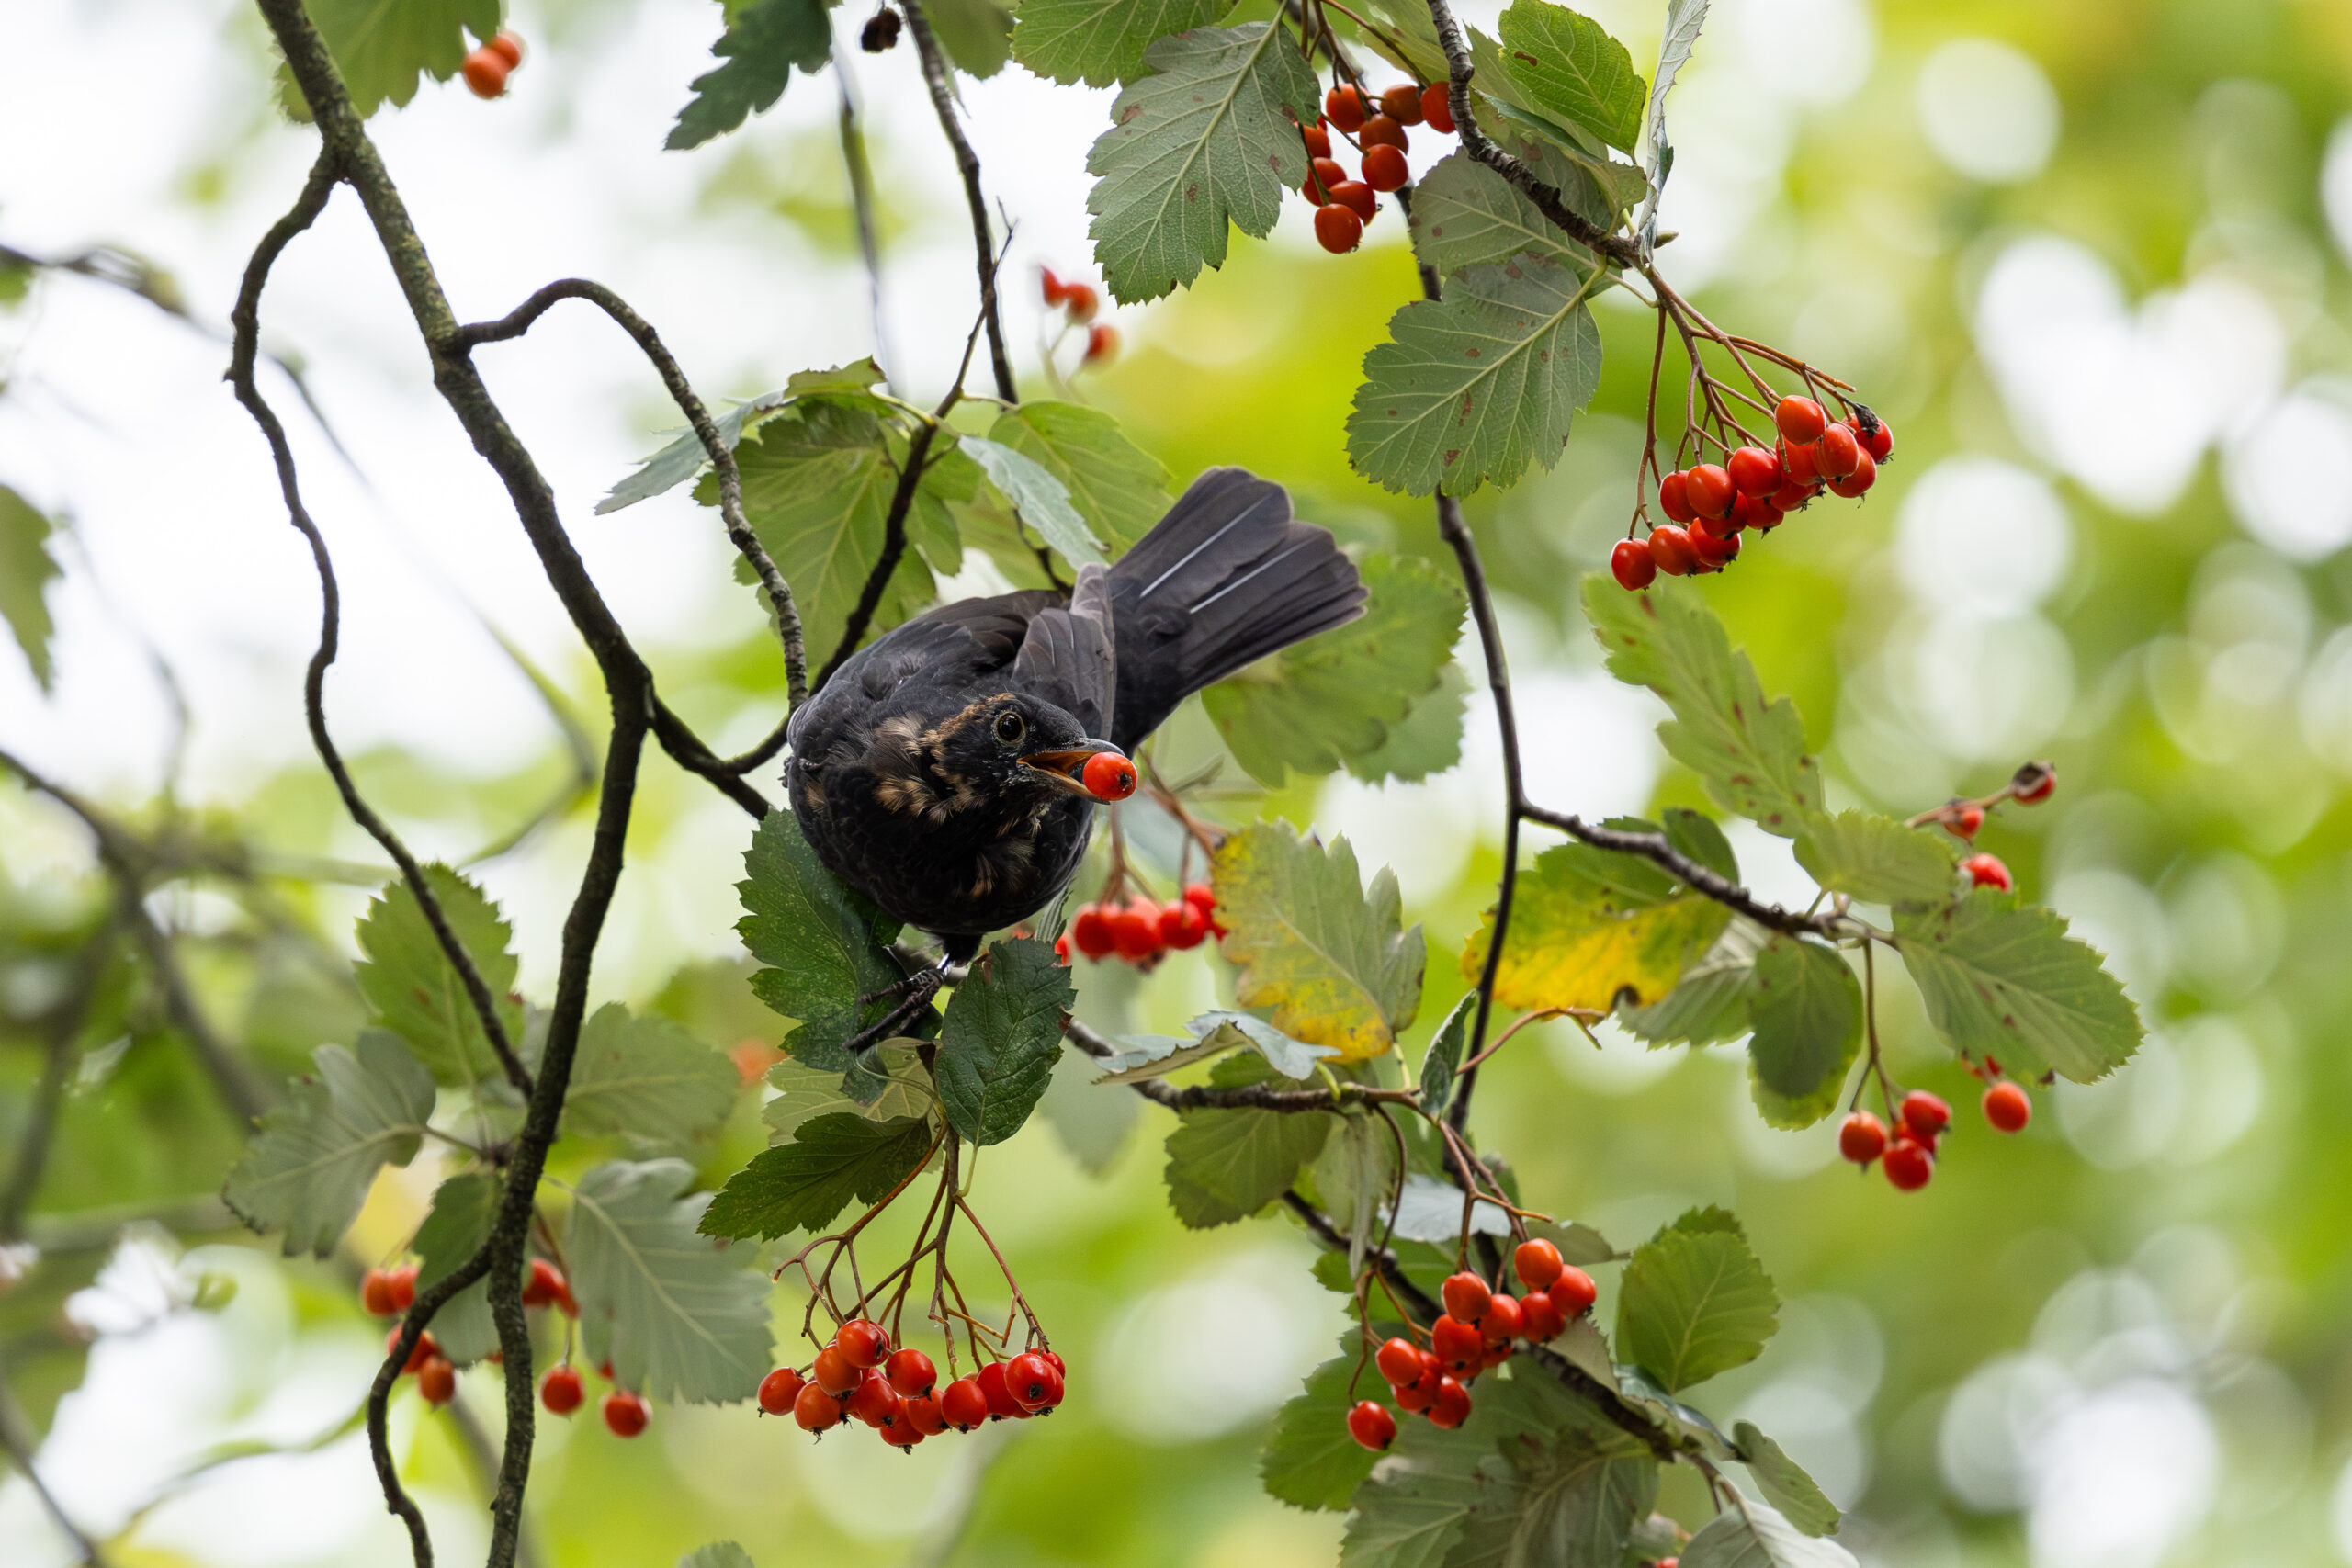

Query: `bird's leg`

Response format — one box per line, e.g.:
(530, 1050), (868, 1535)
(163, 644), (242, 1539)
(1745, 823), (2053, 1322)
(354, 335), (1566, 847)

(843, 954), (951, 1056)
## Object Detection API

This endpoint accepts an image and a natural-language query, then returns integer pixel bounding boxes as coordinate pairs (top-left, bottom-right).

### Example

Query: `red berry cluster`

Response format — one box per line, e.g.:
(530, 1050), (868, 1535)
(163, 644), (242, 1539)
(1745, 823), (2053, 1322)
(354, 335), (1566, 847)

(1611, 398), (1894, 589)
(536, 1358), (650, 1436)
(1041, 268), (1117, 367)
(1840, 1074), (2034, 1191)
(460, 32), (526, 99)
(758, 1318), (1064, 1452)
(1299, 80), (1458, 255)
(1346, 1242), (1598, 1451)
(368, 1258), (579, 1410)
(1065, 881), (1219, 968)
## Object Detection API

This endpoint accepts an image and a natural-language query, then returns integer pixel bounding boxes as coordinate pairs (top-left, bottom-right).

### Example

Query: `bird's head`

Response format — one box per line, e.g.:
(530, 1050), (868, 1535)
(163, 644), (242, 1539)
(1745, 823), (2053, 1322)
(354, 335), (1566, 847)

(933, 694), (1136, 808)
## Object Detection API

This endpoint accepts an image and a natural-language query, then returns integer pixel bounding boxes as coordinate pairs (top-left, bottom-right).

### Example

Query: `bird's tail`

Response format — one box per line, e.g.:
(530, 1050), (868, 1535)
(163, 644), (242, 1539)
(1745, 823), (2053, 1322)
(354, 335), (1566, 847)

(1103, 468), (1366, 752)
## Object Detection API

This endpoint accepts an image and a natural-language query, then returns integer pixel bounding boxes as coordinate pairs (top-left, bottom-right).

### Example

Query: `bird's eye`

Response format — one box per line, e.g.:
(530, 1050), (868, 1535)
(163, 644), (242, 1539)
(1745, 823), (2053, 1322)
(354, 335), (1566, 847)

(994, 710), (1025, 744)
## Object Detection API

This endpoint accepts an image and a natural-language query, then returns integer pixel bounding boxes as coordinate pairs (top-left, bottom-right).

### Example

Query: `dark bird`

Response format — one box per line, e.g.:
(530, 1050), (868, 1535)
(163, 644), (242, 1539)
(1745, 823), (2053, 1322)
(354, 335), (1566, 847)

(786, 467), (1364, 1038)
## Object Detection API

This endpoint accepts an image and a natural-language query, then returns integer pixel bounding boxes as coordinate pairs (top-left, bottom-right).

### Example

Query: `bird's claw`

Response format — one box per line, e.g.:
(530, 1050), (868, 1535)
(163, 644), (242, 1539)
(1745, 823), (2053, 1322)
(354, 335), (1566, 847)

(841, 967), (944, 1057)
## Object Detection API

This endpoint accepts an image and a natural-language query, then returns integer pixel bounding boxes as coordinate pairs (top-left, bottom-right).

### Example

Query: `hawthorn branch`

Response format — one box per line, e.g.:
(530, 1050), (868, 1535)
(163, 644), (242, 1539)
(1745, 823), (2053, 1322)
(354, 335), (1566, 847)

(1130, 1077), (1415, 1112)
(899, 0), (1016, 403)
(1520, 807), (1846, 938)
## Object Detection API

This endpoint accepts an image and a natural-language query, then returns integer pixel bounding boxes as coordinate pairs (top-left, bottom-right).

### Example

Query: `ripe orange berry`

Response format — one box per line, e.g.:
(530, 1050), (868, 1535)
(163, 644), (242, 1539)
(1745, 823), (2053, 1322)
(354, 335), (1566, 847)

(418, 1357), (457, 1405)
(1815, 423), (1860, 479)
(486, 31), (523, 68)
(1081, 751), (1136, 799)
(1083, 323), (1119, 365)
(1306, 155), (1347, 201)
(1684, 463), (1735, 520)
(541, 1364), (584, 1416)
(1657, 470), (1697, 523)
(1428, 1376), (1472, 1429)
(1159, 898), (1211, 950)
(1062, 282), (1100, 323)
(388, 1266), (417, 1311)
(793, 1380), (845, 1432)
(602, 1389), (650, 1437)
(1301, 121), (1332, 158)
(1325, 85), (1369, 133)
(1647, 525), (1698, 577)
(835, 1319), (890, 1369)
(460, 50), (509, 99)
(1041, 267), (1068, 306)
(1838, 1111), (1887, 1164)
(1984, 1081), (2031, 1133)
(1826, 448), (1876, 497)
(1441, 1271), (1492, 1323)
(1381, 84), (1424, 125)
(1513, 1239), (1565, 1291)
(1359, 114), (1408, 152)
(1110, 900), (1162, 961)
(361, 1269), (401, 1316)
(760, 1366), (806, 1415)
(1726, 446), (1781, 496)
(1070, 905), (1114, 958)
(1963, 852), (2013, 892)
(1883, 1140), (1934, 1191)
(1774, 395), (1828, 445)
(1314, 202), (1363, 254)
(1348, 1399), (1398, 1450)
(1901, 1089), (1952, 1140)
(2012, 761), (2056, 804)
(1549, 1267), (1598, 1318)
(813, 1344), (862, 1396)
(1329, 181), (1377, 222)
(1362, 143), (1409, 192)
(1611, 537), (1657, 591)
(1690, 524), (1740, 569)
(1420, 83), (1456, 134)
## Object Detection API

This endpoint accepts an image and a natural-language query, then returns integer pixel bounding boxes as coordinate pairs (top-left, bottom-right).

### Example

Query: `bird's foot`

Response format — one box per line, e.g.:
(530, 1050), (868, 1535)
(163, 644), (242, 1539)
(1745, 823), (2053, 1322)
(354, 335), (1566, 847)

(842, 965), (944, 1057)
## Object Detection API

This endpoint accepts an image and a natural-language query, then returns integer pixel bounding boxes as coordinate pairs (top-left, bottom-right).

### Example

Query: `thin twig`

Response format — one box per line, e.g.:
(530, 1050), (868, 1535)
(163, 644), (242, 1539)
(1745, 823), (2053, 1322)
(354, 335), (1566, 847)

(899, 0), (1016, 403)
(1520, 807), (1847, 938)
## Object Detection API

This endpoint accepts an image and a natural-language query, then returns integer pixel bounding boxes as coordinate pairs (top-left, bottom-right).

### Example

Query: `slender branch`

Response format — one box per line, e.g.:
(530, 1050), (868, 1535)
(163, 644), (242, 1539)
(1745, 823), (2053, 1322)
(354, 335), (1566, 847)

(1282, 1191), (1440, 1323)
(899, 0), (1016, 403)
(366, 1250), (492, 1563)
(1128, 1077), (1413, 1112)
(649, 697), (773, 819)
(1520, 807), (1846, 938)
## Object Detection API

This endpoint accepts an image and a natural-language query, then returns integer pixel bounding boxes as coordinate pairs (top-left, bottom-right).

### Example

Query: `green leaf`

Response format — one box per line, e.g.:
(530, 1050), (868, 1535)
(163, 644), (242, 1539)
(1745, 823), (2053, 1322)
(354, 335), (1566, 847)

(1352, 0), (1451, 84)
(1462, 840), (1731, 1014)
(681, 1545), (757, 1568)
(352, 865), (525, 1093)
(1347, 252), (1606, 498)
(1093, 1012), (1335, 1083)
(1746, 938), (1860, 1130)
(666, 0), (833, 152)
(597, 361), (885, 514)
(222, 1033), (435, 1258)
(1893, 891), (2143, 1083)
(1163, 1058), (1334, 1228)
(568, 1159), (772, 1404)
(1487, 1418), (1658, 1568)
(1408, 150), (1593, 278)
(412, 1171), (498, 1363)
(1614, 1207), (1777, 1393)
(1580, 576), (1825, 835)
(0, 486), (60, 691)
(1263, 1339), (1402, 1510)
(1012, 0), (1229, 86)
(1085, 22), (1322, 304)
(1794, 810), (1953, 907)
(1497, 1), (1646, 152)
(1348, 661), (1472, 784)
(1617, 922), (1761, 1047)
(987, 401), (1173, 554)
(1204, 553), (1466, 787)
(1313, 1108), (1400, 1276)
(1732, 1421), (1842, 1538)
(699, 1114), (935, 1240)
(1639, 0), (1710, 250)
(283, 0), (500, 119)
(1680, 1500), (1859, 1568)
(763, 1044), (935, 1141)
(1212, 822), (1426, 1062)
(958, 436), (1105, 567)
(1418, 993), (1475, 1122)
(1340, 1416), (1498, 1568)
(934, 937), (1074, 1145)
(1385, 1171), (1511, 1244)
(737, 809), (908, 1086)
(923, 0), (1014, 76)
(564, 1003), (739, 1148)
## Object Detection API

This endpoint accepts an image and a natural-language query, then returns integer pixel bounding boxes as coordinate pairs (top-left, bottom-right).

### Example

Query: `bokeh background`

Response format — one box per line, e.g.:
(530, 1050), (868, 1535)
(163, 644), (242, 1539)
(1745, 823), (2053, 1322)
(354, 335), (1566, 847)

(6, 0), (2352, 1564)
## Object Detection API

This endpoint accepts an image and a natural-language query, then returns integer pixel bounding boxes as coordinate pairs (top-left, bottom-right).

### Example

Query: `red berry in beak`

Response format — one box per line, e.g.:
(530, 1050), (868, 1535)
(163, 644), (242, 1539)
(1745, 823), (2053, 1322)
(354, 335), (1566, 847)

(1082, 752), (1137, 801)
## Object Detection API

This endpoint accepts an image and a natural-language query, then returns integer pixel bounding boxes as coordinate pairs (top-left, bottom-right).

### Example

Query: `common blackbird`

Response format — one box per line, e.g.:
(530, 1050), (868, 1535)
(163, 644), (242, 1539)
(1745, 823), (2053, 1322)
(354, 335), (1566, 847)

(787, 467), (1364, 1028)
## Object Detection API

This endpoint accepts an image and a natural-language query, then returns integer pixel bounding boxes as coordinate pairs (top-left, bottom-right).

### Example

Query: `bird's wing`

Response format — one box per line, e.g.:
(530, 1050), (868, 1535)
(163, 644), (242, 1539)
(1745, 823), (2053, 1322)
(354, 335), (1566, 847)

(1010, 564), (1115, 740)
(787, 591), (1061, 752)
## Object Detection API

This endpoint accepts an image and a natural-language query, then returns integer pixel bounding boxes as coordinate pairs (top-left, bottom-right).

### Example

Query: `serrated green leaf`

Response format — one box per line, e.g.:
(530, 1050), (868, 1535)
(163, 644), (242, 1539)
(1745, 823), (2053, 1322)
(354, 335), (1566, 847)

(568, 1159), (771, 1404)
(1617, 922), (1762, 1046)
(1488, 1418), (1658, 1568)
(922, 0), (1013, 77)
(737, 809), (908, 1087)
(1893, 891), (2143, 1083)
(1012, 0), (1230, 85)
(1580, 576), (1824, 835)
(1353, 0), (1450, 84)
(597, 360), (885, 514)
(987, 400), (1173, 554)
(564, 1003), (739, 1148)
(700, 1113), (935, 1240)
(934, 937), (1073, 1145)
(1732, 1421), (1842, 1538)
(1408, 151), (1597, 277)
(282, 0), (500, 120)
(1794, 809), (1954, 907)
(1747, 938), (1860, 1130)
(665, 0), (832, 151)
(352, 865), (525, 1094)
(1340, 1416), (1498, 1568)
(1462, 840), (1731, 1014)
(1213, 823), (1426, 1062)
(681, 1545), (756, 1568)
(763, 1044), (934, 1141)
(1418, 993), (1475, 1122)
(1203, 554), (1466, 786)
(1615, 1208), (1777, 1393)
(1385, 1172), (1511, 1244)
(1611, 1362), (1736, 1459)
(1347, 252), (1606, 498)
(1085, 22), (1321, 303)
(1498, 1), (1646, 152)
(1350, 661), (1471, 784)
(412, 1171), (498, 1363)
(0, 486), (60, 691)
(1163, 1077), (1334, 1229)
(223, 1033), (435, 1257)
(1664, 807), (1738, 882)
(958, 435), (1105, 567)
(1680, 1499), (1859, 1568)
(1263, 1337), (1402, 1510)
(1639, 0), (1710, 249)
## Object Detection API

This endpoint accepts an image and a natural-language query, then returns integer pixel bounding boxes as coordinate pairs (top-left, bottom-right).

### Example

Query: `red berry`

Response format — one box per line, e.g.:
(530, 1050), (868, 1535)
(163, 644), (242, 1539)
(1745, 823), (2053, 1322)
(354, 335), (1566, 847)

(1479, 1294), (1523, 1344)
(1854, 412), (1893, 461)
(886, 1348), (937, 1397)
(1883, 1140), (1934, 1191)
(460, 50), (509, 99)
(1070, 905), (1115, 959)
(1428, 1377), (1472, 1429)
(1159, 899), (1211, 950)
(1302, 122), (1332, 158)
(1362, 143), (1409, 192)
(1007, 1351), (1057, 1409)
(794, 1381), (846, 1432)
(1041, 268), (1068, 306)
(1380, 84), (1424, 125)
(1690, 524), (1740, 570)
(598, 1361), (614, 1380)
(1110, 900), (1162, 961)
(1730, 491), (1781, 531)
(1984, 1081), (2031, 1133)
(1375, 1337), (1424, 1386)
(521, 1258), (564, 1308)
(1826, 448), (1876, 497)
(418, 1357), (457, 1405)
(1054, 933), (1071, 963)
(2012, 761), (2056, 804)
(1769, 479), (1819, 513)
(812, 1344), (862, 1396)
(1549, 1267), (1598, 1318)
(1305, 155), (1347, 201)
(1727, 446), (1781, 496)
(1815, 423), (1860, 479)
(602, 1389), (650, 1437)
(1519, 1291), (1566, 1342)
(1657, 471), (1696, 524)
(903, 1393), (947, 1436)
(1611, 537), (1657, 591)
(1839, 1111), (1888, 1165)
(1950, 806), (1984, 840)
(1083, 323), (1119, 366)
(1183, 882), (1215, 914)
(487, 32), (524, 68)
(1775, 396), (1828, 445)
(1648, 525), (1698, 577)
(388, 1266), (417, 1312)
(1421, 83), (1456, 133)
(1684, 464), (1736, 520)
(1329, 181), (1377, 222)
(1348, 1399), (1399, 1450)
(1901, 1090), (1952, 1139)
(1441, 1272), (1492, 1323)
(1394, 1362), (1440, 1411)
(849, 1370), (905, 1428)
(1314, 202), (1364, 254)
(760, 1366), (806, 1416)
(1326, 85), (1369, 133)
(887, 1427), (926, 1452)
(361, 1269), (401, 1317)
(835, 1318), (889, 1369)
(388, 1327), (440, 1374)
(1430, 1314), (1484, 1371)
(977, 1360), (1029, 1421)
(541, 1365), (584, 1416)
(1963, 853), (2014, 892)
(939, 1376), (989, 1431)
(1080, 751), (1137, 800)
(1359, 115), (1408, 152)
(1780, 440), (1822, 485)
(1063, 283), (1100, 324)
(1478, 1341), (1514, 1371)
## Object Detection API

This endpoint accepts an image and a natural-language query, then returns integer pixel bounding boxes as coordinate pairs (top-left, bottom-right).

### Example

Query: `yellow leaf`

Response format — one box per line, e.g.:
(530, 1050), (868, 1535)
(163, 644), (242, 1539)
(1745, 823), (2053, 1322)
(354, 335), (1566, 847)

(1212, 824), (1424, 1062)
(1462, 843), (1730, 1012)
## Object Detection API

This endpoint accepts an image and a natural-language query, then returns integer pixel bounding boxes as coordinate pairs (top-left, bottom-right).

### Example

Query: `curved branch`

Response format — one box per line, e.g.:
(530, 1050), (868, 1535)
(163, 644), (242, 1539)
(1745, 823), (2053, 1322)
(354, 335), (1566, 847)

(650, 697), (772, 819)
(366, 1250), (493, 1564)
(899, 0), (1016, 403)
(1520, 807), (1845, 938)
(1129, 1077), (1413, 1113)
